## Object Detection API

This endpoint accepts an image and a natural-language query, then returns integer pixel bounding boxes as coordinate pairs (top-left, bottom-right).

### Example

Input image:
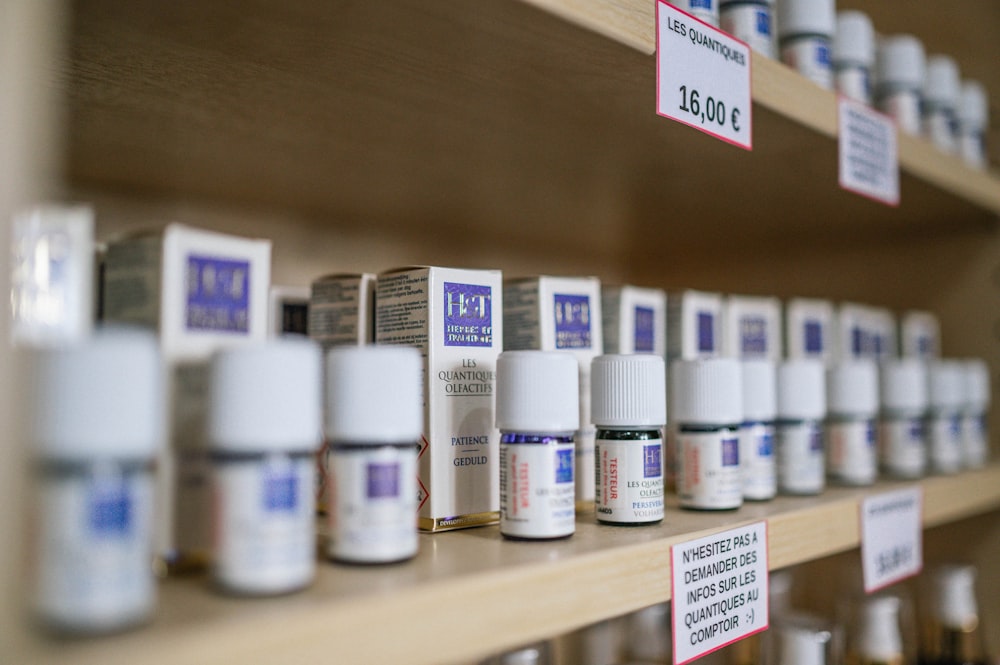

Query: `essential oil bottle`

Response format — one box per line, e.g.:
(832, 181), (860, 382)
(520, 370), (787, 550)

(960, 359), (990, 469)
(739, 359), (778, 502)
(927, 361), (965, 475)
(879, 358), (929, 479)
(922, 565), (989, 665)
(776, 359), (827, 496)
(826, 360), (879, 486)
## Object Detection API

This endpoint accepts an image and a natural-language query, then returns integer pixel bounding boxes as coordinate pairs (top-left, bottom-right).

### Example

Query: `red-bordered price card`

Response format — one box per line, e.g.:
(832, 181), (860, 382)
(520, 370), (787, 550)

(860, 487), (923, 592)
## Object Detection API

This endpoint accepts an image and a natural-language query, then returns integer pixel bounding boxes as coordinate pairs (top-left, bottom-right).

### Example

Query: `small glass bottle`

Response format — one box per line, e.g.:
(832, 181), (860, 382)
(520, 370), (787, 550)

(673, 358), (743, 510)
(776, 359), (826, 496)
(777, 0), (836, 90)
(496, 350), (579, 541)
(592, 354), (667, 526)
(674, 0), (719, 28)
(325, 345), (421, 564)
(923, 55), (961, 154)
(832, 11), (875, 104)
(960, 359), (990, 469)
(927, 361), (965, 475)
(720, 0), (775, 58)
(208, 338), (322, 595)
(876, 35), (926, 136)
(30, 328), (163, 633)
(879, 358), (929, 479)
(826, 360), (879, 486)
(851, 595), (906, 665)
(740, 359), (778, 501)
(922, 565), (989, 665)
(958, 81), (989, 170)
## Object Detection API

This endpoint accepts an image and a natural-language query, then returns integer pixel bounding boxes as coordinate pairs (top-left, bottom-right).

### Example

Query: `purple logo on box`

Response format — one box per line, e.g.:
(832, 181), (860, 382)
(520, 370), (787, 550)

(186, 255), (250, 333)
(740, 315), (767, 355)
(263, 471), (298, 512)
(88, 482), (132, 536)
(554, 294), (592, 349)
(444, 282), (492, 347)
(697, 311), (715, 353)
(804, 320), (823, 354)
(634, 306), (655, 353)
(555, 448), (574, 484)
(643, 444), (662, 479)
(367, 462), (400, 499)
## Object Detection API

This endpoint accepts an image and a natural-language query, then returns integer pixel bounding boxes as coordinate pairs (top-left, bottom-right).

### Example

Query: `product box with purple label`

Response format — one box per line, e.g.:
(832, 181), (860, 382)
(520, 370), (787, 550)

(602, 285), (667, 357)
(900, 310), (940, 359)
(722, 294), (783, 361)
(785, 297), (834, 365)
(667, 289), (722, 361)
(866, 306), (897, 361)
(503, 275), (603, 510)
(376, 266), (503, 532)
(308, 273), (376, 350)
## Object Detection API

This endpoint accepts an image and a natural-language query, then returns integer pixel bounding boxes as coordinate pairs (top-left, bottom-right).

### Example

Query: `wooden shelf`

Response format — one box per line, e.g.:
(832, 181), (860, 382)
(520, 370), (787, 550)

(16, 466), (1000, 665)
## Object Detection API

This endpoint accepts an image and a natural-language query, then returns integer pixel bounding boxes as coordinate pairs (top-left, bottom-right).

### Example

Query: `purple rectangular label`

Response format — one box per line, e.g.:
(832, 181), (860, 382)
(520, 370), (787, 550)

(810, 425), (824, 453)
(263, 471), (298, 512)
(722, 437), (739, 467)
(443, 282), (493, 347)
(740, 315), (767, 355)
(634, 306), (655, 353)
(643, 443), (662, 479)
(697, 311), (715, 353)
(804, 320), (823, 354)
(554, 293), (592, 349)
(186, 255), (250, 333)
(555, 448), (574, 484)
(756, 9), (771, 36)
(88, 482), (132, 536)
(851, 325), (864, 356)
(758, 432), (774, 457)
(367, 462), (400, 499)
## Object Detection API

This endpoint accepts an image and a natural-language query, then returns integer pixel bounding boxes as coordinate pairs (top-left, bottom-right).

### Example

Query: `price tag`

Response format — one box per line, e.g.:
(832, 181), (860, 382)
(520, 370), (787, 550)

(671, 522), (768, 665)
(838, 97), (900, 206)
(860, 487), (923, 592)
(656, 1), (752, 150)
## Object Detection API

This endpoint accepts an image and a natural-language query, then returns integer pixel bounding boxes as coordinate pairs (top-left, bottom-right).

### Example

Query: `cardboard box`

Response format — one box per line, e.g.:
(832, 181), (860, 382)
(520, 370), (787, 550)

(667, 289), (723, 361)
(269, 285), (310, 336)
(901, 310), (940, 359)
(784, 297), (834, 365)
(602, 285), (667, 357)
(308, 273), (376, 349)
(723, 294), (783, 361)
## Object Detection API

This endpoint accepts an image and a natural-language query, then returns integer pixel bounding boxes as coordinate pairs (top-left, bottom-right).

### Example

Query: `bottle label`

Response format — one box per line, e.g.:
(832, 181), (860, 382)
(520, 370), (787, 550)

(879, 417), (926, 478)
(740, 422), (776, 500)
(500, 440), (575, 538)
(678, 430), (742, 509)
(777, 421), (825, 494)
(827, 419), (877, 485)
(961, 413), (989, 469)
(781, 38), (833, 90)
(595, 438), (664, 523)
(928, 414), (963, 474)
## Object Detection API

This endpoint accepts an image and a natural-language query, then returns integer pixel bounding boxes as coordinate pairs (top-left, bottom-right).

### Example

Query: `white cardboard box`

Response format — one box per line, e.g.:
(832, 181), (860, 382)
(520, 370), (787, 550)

(308, 273), (376, 349)
(722, 294), (783, 361)
(667, 289), (723, 361)
(269, 285), (310, 337)
(785, 297), (835, 365)
(900, 310), (940, 359)
(602, 285), (667, 357)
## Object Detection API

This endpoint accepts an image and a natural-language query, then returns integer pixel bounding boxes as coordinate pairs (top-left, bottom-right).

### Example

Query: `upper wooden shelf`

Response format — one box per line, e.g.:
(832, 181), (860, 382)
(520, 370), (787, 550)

(15, 465), (1000, 665)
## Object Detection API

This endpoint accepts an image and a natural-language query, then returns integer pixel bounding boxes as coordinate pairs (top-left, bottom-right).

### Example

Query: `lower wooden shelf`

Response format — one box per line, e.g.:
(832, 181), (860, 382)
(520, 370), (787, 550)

(16, 465), (1000, 665)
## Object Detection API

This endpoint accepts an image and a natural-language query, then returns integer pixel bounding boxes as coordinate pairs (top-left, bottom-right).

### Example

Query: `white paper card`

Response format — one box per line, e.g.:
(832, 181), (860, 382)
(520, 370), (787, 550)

(671, 522), (768, 665)
(839, 97), (900, 206)
(656, 1), (753, 150)
(861, 487), (923, 592)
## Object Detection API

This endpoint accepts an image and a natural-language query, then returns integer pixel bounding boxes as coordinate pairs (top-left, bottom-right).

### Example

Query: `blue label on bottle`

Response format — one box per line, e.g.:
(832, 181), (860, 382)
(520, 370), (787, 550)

(866, 421), (877, 446)
(908, 419), (924, 441)
(367, 462), (400, 499)
(634, 306), (655, 353)
(851, 325), (864, 356)
(917, 335), (933, 356)
(263, 470), (298, 512)
(816, 42), (831, 67)
(88, 481), (132, 537)
(740, 315), (767, 355)
(950, 416), (962, 438)
(756, 9), (771, 36)
(554, 294), (592, 349)
(810, 426), (824, 453)
(690, 0), (712, 9)
(722, 437), (739, 467)
(758, 432), (774, 457)
(643, 443), (662, 478)
(186, 255), (251, 333)
(697, 311), (715, 353)
(555, 448), (574, 484)
(804, 320), (823, 354)
(443, 282), (493, 347)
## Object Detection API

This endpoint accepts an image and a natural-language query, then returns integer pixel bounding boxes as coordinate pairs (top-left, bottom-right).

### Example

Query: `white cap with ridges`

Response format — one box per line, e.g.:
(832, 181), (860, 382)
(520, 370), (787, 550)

(496, 351), (579, 433)
(880, 358), (929, 412)
(877, 35), (926, 90)
(776, 359), (826, 420)
(325, 345), (422, 444)
(959, 80), (989, 130)
(924, 55), (961, 107)
(741, 359), (777, 422)
(928, 360), (965, 411)
(826, 360), (878, 417)
(833, 11), (875, 67)
(777, 0), (835, 38)
(672, 358), (742, 425)
(591, 354), (666, 428)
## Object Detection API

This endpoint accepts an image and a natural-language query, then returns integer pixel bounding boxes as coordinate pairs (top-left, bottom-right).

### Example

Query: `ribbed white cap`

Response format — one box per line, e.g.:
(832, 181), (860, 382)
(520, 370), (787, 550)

(591, 354), (666, 428)
(32, 328), (164, 459)
(325, 345), (422, 444)
(776, 359), (826, 420)
(826, 360), (878, 417)
(858, 595), (903, 661)
(833, 11), (875, 67)
(935, 564), (979, 629)
(960, 80), (989, 130)
(924, 55), (961, 107)
(741, 359), (777, 421)
(671, 358), (742, 425)
(496, 351), (579, 432)
(928, 360), (965, 411)
(880, 358), (929, 411)
(877, 35), (926, 89)
(209, 337), (322, 452)
(777, 0), (835, 37)
(963, 359), (991, 411)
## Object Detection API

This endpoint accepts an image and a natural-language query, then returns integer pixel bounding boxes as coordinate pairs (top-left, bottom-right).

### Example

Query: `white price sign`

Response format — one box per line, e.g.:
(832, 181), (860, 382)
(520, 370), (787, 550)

(656, 1), (753, 150)
(839, 97), (900, 206)
(671, 522), (768, 665)
(860, 487), (923, 592)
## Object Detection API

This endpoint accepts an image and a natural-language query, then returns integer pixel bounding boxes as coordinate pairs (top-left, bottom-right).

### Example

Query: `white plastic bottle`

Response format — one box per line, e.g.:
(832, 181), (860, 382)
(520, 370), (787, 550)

(826, 360), (878, 486)
(958, 81), (989, 170)
(879, 358), (928, 479)
(927, 360), (964, 475)
(960, 359), (990, 469)
(774, 613), (834, 665)
(876, 35), (926, 136)
(776, 359), (826, 495)
(740, 359), (777, 501)
(832, 11), (875, 104)
(31, 328), (163, 633)
(720, 0), (775, 58)
(923, 55), (961, 153)
(326, 345), (421, 564)
(674, 0), (719, 27)
(926, 565), (989, 665)
(208, 338), (322, 595)
(777, 0), (836, 90)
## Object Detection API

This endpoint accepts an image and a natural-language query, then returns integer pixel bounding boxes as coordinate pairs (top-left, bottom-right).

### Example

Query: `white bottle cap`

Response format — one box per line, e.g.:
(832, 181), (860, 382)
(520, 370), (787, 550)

(777, 0), (835, 39)
(325, 345), (422, 444)
(591, 354), (666, 428)
(209, 337), (323, 453)
(626, 603), (671, 661)
(935, 564), (979, 629)
(826, 360), (878, 417)
(496, 351), (579, 433)
(498, 646), (543, 665)
(31, 328), (164, 460)
(833, 11), (875, 67)
(963, 359), (991, 411)
(924, 55), (961, 108)
(671, 358), (742, 425)
(741, 359), (777, 421)
(959, 80), (989, 130)
(776, 359), (826, 420)
(858, 595), (903, 661)
(880, 358), (929, 412)
(928, 360), (965, 411)
(877, 35), (926, 90)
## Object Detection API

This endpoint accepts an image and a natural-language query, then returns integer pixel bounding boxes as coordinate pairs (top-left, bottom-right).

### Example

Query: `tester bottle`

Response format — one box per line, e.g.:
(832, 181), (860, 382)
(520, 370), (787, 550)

(922, 565), (988, 665)
(326, 345), (421, 564)
(879, 358), (929, 479)
(876, 35), (926, 136)
(927, 361), (964, 475)
(833, 11), (875, 104)
(851, 595), (906, 665)
(592, 354), (667, 526)
(776, 359), (826, 496)
(208, 338), (322, 595)
(673, 358), (743, 510)
(30, 328), (163, 634)
(777, 0), (836, 90)
(740, 359), (777, 502)
(496, 350), (579, 540)
(960, 359), (990, 469)
(720, 0), (775, 58)
(826, 360), (879, 486)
